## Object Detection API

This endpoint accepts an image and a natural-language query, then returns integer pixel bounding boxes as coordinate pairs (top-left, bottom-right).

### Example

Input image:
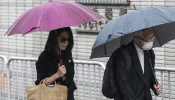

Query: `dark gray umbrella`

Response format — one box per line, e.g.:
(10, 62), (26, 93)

(91, 6), (175, 58)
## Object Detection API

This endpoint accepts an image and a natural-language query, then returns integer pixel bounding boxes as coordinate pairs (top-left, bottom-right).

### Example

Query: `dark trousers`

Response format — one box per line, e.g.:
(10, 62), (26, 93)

(67, 91), (75, 100)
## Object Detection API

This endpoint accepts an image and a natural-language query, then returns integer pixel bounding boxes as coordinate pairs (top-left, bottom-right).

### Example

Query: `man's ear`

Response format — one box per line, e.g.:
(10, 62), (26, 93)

(134, 37), (143, 47)
(134, 37), (138, 43)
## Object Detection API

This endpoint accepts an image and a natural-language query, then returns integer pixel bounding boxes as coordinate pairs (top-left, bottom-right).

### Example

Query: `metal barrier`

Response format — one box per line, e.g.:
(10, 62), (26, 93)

(73, 60), (106, 100)
(152, 66), (175, 100)
(6, 57), (107, 100)
(0, 55), (8, 100)
(6, 57), (37, 100)
(2, 56), (175, 100)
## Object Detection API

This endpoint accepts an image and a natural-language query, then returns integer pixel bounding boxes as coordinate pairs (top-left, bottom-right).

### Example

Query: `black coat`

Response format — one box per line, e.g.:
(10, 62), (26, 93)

(114, 41), (157, 100)
(35, 50), (77, 100)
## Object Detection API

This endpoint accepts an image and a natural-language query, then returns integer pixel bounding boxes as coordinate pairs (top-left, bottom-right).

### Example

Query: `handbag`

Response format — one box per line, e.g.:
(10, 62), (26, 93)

(26, 79), (68, 100)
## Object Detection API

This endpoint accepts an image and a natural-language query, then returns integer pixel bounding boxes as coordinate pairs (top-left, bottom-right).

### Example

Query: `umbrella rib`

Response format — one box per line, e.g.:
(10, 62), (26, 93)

(139, 11), (150, 29)
(36, 2), (48, 32)
(109, 18), (124, 41)
(69, 2), (102, 22)
(139, 8), (163, 46)
(43, 2), (52, 31)
(56, 2), (77, 26)
(152, 7), (172, 22)
(152, 28), (162, 46)
(70, 2), (98, 20)
(134, 10), (163, 46)
(23, 5), (45, 35)
(18, 9), (37, 34)
(7, 5), (40, 35)
(63, 2), (87, 25)
(6, 11), (28, 35)
(52, 2), (64, 27)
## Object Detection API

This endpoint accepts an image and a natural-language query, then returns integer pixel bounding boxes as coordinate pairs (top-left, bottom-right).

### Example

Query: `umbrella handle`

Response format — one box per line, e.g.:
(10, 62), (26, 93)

(149, 59), (158, 86)
(60, 59), (63, 66)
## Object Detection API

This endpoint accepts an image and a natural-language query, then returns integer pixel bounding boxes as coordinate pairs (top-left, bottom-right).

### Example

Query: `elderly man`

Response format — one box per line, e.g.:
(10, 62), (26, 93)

(113, 28), (161, 100)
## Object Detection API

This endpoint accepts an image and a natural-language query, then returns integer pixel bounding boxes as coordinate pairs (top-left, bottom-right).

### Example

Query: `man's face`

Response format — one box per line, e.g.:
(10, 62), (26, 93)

(135, 30), (155, 49)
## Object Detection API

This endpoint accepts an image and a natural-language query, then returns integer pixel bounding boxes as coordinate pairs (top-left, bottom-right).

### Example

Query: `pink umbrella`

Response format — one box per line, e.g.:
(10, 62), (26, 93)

(6, 0), (103, 36)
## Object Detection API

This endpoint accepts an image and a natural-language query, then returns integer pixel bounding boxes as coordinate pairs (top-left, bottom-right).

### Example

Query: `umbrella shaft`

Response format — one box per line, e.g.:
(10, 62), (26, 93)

(60, 59), (66, 81)
(149, 59), (158, 85)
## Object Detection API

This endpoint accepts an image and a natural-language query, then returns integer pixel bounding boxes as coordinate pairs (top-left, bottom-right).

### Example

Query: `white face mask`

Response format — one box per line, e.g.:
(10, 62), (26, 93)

(142, 41), (153, 50)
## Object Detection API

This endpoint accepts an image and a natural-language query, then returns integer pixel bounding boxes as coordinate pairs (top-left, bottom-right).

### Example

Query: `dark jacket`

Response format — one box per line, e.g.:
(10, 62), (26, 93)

(35, 50), (77, 100)
(113, 41), (157, 100)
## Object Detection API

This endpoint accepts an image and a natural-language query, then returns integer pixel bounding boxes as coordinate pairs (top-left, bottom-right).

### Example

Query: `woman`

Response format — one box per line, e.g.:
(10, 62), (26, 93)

(35, 27), (77, 100)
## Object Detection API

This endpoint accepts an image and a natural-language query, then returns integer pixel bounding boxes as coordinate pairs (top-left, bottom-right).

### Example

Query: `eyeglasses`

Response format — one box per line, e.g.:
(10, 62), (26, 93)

(60, 37), (70, 43)
(136, 36), (155, 42)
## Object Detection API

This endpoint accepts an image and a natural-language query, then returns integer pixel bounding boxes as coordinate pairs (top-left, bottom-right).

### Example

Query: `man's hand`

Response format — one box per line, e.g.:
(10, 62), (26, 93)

(154, 84), (161, 95)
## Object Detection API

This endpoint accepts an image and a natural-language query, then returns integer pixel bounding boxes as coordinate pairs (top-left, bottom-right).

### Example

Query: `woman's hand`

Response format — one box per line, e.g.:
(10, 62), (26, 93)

(43, 64), (66, 86)
(56, 63), (66, 78)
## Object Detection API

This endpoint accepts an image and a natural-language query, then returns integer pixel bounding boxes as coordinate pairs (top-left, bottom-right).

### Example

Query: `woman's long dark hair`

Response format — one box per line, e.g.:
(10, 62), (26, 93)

(44, 27), (74, 59)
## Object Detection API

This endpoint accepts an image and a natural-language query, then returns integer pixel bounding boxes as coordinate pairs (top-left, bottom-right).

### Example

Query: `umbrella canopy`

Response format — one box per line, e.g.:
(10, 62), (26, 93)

(6, 0), (103, 36)
(91, 6), (175, 58)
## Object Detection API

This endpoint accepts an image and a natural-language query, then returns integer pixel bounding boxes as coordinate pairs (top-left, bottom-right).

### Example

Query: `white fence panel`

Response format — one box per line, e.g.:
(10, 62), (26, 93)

(0, 56), (175, 100)
(0, 55), (8, 100)
(6, 57), (108, 100)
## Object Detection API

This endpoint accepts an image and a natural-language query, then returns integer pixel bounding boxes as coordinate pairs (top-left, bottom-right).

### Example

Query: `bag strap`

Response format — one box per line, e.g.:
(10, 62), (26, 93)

(40, 78), (57, 86)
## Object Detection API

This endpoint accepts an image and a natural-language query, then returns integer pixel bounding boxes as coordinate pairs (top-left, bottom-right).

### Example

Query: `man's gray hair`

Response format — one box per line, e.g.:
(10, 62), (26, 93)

(134, 28), (153, 37)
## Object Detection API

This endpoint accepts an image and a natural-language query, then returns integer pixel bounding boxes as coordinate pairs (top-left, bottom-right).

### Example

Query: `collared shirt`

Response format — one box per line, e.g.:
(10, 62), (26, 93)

(134, 42), (144, 73)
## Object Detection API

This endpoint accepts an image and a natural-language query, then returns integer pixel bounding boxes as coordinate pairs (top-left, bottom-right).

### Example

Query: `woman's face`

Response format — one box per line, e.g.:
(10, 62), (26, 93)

(58, 31), (69, 51)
